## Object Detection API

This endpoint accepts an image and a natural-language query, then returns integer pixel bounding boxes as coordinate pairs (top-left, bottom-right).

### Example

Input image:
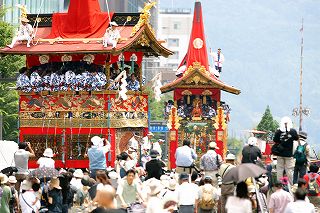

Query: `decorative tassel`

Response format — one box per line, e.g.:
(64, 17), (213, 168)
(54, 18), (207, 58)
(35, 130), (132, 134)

(187, 95), (190, 104)
(203, 96), (206, 104)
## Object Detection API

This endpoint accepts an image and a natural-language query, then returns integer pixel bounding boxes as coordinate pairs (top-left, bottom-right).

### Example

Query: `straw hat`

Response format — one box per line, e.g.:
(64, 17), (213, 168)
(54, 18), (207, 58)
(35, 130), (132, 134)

(109, 21), (118, 26)
(226, 153), (236, 160)
(108, 171), (118, 180)
(50, 177), (61, 189)
(208, 142), (219, 149)
(0, 173), (8, 184)
(248, 137), (257, 146)
(73, 169), (84, 178)
(20, 17), (30, 23)
(168, 179), (177, 190)
(91, 136), (103, 146)
(8, 176), (17, 184)
(21, 180), (32, 190)
(148, 178), (163, 196)
(43, 148), (54, 157)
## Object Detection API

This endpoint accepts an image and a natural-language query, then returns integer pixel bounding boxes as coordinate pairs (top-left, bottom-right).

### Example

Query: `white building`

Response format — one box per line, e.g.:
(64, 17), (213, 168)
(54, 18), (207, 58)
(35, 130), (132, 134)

(158, 8), (192, 69)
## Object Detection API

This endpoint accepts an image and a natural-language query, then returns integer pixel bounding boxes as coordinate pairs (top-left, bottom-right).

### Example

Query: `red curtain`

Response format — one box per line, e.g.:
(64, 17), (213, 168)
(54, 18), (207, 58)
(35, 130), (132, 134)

(110, 52), (144, 67)
(174, 88), (221, 102)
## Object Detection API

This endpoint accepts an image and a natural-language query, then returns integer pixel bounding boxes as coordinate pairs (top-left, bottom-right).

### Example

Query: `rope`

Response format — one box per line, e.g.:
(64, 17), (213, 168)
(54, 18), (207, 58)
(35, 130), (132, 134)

(31, 0), (45, 45)
(105, 0), (111, 22)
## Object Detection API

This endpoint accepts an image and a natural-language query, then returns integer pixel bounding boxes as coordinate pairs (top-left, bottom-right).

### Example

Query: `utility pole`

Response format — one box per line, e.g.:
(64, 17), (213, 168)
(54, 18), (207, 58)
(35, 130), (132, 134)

(299, 18), (304, 132)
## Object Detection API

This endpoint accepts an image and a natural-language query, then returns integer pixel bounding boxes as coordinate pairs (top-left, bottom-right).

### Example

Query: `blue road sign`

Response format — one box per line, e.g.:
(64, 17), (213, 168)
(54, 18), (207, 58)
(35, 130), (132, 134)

(149, 125), (169, 132)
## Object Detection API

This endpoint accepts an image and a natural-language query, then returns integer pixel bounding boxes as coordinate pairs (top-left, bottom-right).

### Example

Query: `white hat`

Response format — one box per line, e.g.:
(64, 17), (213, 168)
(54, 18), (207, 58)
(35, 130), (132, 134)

(20, 17), (30, 23)
(147, 132), (154, 136)
(21, 180), (32, 190)
(91, 136), (103, 146)
(43, 148), (54, 157)
(73, 169), (84, 178)
(8, 176), (17, 184)
(226, 153), (236, 160)
(0, 173), (8, 184)
(248, 137), (257, 146)
(280, 116), (293, 132)
(108, 171), (118, 180)
(109, 21), (118, 26)
(148, 178), (164, 196)
(168, 179), (177, 190)
(248, 185), (256, 193)
(208, 142), (219, 149)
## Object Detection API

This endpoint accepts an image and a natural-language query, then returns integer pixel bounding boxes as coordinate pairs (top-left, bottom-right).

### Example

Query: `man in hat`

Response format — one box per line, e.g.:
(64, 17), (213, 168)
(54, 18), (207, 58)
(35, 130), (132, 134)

(8, 176), (19, 213)
(210, 48), (225, 73)
(152, 139), (164, 159)
(103, 21), (121, 49)
(241, 136), (262, 164)
(145, 150), (165, 180)
(7, 16), (33, 48)
(87, 136), (111, 178)
(200, 142), (223, 186)
(218, 153), (236, 213)
(142, 132), (154, 152)
(293, 131), (310, 184)
(175, 139), (197, 174)
(36, 148), (55, 168)
(176, 173), (199, 213)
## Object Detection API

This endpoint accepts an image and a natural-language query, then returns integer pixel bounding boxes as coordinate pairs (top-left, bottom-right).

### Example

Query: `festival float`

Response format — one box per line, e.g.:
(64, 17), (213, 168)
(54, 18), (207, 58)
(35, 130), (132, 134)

(0, 0), (172, 168)
(161, 1), (241, 168)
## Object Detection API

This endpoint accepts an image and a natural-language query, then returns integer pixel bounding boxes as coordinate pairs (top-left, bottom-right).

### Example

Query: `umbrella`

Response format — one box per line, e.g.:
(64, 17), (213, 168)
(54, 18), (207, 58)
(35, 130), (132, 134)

(29, 167), (60, 179)
(223, 163), (267, 183)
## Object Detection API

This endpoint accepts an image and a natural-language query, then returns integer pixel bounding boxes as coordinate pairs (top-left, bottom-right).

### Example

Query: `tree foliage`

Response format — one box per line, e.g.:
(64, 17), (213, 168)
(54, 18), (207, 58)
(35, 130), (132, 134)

(0, 6), (24, 141)
(256, 105), (279, 139)
(227, 137), (244, 155)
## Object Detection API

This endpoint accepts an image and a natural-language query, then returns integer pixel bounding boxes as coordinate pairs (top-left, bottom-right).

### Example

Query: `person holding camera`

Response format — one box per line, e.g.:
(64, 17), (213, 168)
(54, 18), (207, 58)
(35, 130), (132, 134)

(14, 142), (35, 192)
(272, 116), (299, 185)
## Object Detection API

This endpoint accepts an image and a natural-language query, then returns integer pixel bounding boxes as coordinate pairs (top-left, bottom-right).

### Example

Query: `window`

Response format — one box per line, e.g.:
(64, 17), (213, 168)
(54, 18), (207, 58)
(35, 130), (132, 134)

(169, 51), (179, 60)
(173, 22), (181, 30)
(168, 38), (179, 47)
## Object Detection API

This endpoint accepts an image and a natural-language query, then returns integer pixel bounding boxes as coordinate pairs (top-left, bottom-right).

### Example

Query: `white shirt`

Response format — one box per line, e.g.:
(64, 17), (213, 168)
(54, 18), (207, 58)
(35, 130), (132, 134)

(104, 27), (120, 41)
(37, 157), (55, 168)
(152, 142), (162, 157)
(177, 182), (199, 205)
(175, 146), (197, 167)
(284, 200), (315, 213)
(142, 136), (151, 151)
(19, 191), (40, 213)
(225, 196), (252, 213)
(210, 51), (225, 67)
(18, 23), (33, 37)
(146, 196), (163, 213)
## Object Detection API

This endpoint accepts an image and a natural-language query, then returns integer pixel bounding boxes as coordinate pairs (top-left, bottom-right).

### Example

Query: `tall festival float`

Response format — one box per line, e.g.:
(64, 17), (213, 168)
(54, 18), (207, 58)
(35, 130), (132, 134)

(0, 0), (172, 168)
(161, 1), (241, 168)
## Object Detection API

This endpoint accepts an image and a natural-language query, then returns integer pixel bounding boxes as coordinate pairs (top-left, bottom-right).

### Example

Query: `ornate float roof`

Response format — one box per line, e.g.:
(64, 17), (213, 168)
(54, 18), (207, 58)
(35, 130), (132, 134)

(161, 1), (240, 95)
(0, 0), (172, 57)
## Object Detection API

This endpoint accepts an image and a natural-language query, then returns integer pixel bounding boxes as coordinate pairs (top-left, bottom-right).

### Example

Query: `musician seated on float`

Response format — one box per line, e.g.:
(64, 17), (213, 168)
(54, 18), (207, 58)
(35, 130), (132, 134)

(126, 73), (140, 91)
(103, 21), (121, 49)
(7, 16), (33, 48)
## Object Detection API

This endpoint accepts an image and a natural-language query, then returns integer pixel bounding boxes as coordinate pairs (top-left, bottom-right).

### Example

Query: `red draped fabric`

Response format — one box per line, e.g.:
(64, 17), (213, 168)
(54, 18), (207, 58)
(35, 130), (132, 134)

(47, 0), (113, 38)
(185, 1), (209, 71)
(110, 52), (144, 67)
(174, 88), (221, 102)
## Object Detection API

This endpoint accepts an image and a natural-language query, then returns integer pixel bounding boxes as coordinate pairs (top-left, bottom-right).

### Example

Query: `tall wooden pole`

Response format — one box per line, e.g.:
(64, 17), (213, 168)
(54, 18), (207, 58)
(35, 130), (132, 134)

(299, 18), (304, 131)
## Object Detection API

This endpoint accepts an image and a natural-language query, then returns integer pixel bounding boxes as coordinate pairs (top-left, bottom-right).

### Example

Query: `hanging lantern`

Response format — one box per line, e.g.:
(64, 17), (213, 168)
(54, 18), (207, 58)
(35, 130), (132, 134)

(182, 90), (192, 104)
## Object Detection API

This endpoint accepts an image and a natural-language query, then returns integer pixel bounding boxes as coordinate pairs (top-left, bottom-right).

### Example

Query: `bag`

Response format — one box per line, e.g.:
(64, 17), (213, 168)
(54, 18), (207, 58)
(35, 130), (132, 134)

(216, 155), (221, 169)
(9, 187), (16, 208)
(308, 173), (320, 196)
(293, 142), (307, 165)
(199, 185), (215, 210)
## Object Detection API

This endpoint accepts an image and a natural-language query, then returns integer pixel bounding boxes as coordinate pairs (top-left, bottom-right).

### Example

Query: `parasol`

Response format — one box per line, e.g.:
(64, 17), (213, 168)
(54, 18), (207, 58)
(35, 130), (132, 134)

(223, 163), (267, 183)
(28, 167), (59, 179)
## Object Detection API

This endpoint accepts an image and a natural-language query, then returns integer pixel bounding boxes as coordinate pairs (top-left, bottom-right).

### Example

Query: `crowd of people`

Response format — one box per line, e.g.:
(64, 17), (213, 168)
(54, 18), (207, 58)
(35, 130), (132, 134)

(0, 116), (319, 213)
(16, 62), (144, 93)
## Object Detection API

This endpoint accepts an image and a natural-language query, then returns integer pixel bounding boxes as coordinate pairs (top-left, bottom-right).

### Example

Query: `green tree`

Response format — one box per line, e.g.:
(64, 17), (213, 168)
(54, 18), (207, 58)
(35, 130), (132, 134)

(0, 6), (24, 141)
(227, 137), (244, 155)
(256, 105), (279, 139)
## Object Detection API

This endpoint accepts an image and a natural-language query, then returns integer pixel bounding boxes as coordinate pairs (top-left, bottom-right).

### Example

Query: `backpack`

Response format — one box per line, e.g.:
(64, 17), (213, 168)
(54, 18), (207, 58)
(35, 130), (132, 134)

(199, 185), (215, 210)
(308, 173), (320, 196)
(293, 142), (307, 165)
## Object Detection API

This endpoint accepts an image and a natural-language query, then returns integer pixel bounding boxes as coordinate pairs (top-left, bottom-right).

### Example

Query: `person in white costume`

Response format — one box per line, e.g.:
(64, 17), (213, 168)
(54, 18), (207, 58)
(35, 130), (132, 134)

(8, 17), (33, 48)
(210, 48), (225, 73)
(103, 21), (121, 48)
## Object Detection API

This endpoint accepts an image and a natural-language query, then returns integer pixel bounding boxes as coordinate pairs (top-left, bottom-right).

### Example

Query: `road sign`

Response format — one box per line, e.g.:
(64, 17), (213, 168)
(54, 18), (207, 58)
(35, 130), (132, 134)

(149, 125), (169, 132)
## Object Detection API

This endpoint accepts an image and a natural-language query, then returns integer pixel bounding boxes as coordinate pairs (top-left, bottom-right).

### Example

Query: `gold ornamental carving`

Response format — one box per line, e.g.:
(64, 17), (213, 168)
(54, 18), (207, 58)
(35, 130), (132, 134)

(136, 33), (150, 47)
(130, 1), (157, 37)
(202, 90), (212, 96)
(181, 90), (192, 96)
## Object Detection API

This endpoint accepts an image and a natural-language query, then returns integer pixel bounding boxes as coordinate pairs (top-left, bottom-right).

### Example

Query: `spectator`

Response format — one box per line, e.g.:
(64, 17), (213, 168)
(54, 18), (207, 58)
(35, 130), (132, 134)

(87, 136), (111, 179)
(152, 139), (164, 159)
(241, 137), (262, 164)
(58, 172), (76, 213)
(19, 180), (40, 213)
(284, 188), (315, 213)
(116, 169), (144, 208)
(218, 153), (236, 213)
(176, 173), (199, 213)
(161, 179), (178, 212)
(175, 139), (197, 174)
(0, 173), (12, 213)
(293, 131), (310, 184)
(48, 177), (63, 213)
(200, 142), (223, 186)
(126, 74), (140, 91)
(272, 116), (299, 185)
(198, 176), (219, 213)
(145, 178), (165, 213)
(145, 150), (165, 180)
(225, 181), (252, 213)
(303, 164), (320, 208)
(37, 148), (55, 168)
(268, 180), (293, 213)
(14, 142), (35, 192)
(8, 176), (19, 213)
